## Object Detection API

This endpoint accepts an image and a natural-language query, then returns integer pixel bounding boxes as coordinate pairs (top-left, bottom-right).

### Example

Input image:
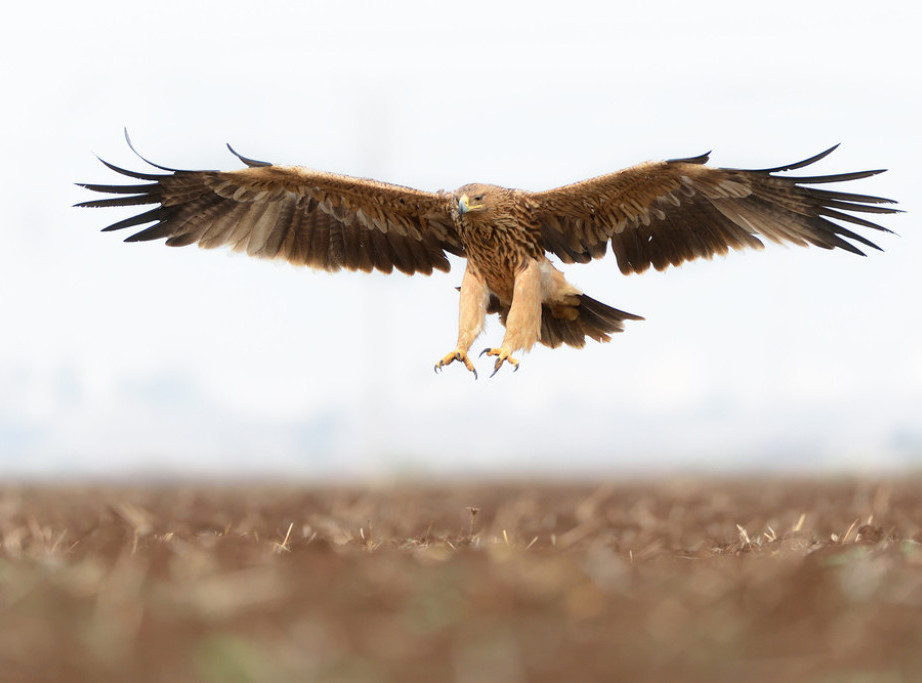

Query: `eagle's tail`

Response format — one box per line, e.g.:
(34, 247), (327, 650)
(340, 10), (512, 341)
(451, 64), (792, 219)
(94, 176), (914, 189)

(488, 294), (643, 349)
(539, 295), (644, 349)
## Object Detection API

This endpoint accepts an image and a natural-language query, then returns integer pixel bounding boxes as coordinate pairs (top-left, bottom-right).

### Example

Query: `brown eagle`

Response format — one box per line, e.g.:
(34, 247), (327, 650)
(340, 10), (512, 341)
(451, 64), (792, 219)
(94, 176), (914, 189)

(77, 135), (898, 378)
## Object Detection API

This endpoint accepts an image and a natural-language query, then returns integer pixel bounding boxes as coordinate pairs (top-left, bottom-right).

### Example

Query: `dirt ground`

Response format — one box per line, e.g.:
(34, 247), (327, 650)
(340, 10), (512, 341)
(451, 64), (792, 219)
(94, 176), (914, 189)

(1, 477), (921, 682)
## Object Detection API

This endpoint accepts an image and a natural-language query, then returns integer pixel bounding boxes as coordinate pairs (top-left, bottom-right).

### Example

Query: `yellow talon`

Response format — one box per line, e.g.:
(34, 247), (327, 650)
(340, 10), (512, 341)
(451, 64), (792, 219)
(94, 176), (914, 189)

(434, 349), (478, 379)
(480, 347), (520, 377)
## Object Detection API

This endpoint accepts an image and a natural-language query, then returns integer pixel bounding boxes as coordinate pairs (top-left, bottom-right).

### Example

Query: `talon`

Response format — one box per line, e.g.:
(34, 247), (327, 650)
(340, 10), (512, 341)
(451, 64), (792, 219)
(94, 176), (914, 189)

(434, 349), (478, 379)
(481, 347), (520, 377)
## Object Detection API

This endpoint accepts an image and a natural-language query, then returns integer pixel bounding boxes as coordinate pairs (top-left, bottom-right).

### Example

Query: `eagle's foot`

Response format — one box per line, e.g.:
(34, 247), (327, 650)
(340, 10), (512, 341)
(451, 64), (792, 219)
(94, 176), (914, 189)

(434, 349), (478, 379)
(479, 347), (520, 377)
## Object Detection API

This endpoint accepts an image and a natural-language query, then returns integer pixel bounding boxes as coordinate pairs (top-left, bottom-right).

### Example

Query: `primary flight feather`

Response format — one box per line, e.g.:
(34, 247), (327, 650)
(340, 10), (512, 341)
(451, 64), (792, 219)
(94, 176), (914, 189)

(77, 135), (898, 377)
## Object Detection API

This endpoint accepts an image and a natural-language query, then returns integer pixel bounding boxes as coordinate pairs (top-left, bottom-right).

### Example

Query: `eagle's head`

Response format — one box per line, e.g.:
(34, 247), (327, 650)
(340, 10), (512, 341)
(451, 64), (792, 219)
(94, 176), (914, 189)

(453, 183), (508, 224)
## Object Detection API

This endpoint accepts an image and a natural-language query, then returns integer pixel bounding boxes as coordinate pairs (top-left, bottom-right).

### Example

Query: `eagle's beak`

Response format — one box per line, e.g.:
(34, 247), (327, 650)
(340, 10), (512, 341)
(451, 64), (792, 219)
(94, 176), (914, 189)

(458, 194), (484, 216)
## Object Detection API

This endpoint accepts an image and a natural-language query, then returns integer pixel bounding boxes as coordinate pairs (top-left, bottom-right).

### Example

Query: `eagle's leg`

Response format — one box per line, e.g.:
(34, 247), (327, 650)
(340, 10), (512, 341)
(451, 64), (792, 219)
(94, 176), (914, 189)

(481, 259), (542, 377)
(434, 264), (488, 378)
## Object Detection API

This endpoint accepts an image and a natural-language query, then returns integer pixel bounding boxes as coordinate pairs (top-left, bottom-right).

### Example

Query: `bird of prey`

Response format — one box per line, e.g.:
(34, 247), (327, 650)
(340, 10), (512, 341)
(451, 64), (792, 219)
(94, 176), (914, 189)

(77, 135), (898, 378)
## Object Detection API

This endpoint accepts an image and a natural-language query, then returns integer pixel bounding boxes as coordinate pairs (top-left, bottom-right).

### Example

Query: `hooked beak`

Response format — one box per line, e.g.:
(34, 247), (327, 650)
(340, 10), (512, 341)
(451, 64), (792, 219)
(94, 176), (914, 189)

(457, 194), (483, 216)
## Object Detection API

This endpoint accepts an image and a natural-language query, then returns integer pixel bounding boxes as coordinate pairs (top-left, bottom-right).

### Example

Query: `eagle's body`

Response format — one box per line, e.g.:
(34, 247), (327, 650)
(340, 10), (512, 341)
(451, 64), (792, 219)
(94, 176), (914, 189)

(78, 138), (898, 377)
(453, 184), (544, 300)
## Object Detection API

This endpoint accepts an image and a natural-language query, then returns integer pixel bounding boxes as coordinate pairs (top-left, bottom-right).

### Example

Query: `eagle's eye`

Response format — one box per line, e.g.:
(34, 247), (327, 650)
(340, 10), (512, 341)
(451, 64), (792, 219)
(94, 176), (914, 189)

(473, 194), (485, 201)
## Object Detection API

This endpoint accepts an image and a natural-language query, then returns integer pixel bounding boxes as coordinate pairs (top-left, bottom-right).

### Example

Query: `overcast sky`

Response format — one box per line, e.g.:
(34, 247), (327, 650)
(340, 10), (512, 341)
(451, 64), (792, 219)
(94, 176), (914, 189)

(1, 0), (919, 478)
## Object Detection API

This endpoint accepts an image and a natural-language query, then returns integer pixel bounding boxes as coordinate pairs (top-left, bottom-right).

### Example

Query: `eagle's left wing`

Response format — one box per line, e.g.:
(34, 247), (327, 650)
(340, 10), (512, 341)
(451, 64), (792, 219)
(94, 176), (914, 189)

(530, 146), (898, 275)
(77, 139), (464, 275)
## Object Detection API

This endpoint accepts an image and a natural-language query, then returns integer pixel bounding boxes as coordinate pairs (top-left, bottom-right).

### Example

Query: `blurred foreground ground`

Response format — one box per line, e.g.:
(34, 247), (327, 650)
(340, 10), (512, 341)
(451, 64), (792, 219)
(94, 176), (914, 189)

(1, 477), (921, 682)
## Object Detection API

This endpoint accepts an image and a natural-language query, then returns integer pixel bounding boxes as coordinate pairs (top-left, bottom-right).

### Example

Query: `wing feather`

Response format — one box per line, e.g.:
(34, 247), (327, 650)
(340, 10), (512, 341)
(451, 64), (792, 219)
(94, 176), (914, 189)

(228, 203), (265, 252)
(368, 228), (396, 274)
(386, 228), (418, 274)
(531, 147), (898, 274)
(310, 210), (334, 270)
(77, 143), (463, 276)
(283, 203), (312, 267)
(198, 203), (249, 250)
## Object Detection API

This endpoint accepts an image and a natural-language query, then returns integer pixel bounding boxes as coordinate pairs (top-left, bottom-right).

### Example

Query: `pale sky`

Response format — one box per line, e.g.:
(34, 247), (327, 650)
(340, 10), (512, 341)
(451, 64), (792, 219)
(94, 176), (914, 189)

(1, 0), (920, 477)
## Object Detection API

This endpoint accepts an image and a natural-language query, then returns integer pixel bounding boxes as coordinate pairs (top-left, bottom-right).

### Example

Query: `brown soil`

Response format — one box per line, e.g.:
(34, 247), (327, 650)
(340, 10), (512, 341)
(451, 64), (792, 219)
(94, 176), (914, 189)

(2, 477), (921, 682)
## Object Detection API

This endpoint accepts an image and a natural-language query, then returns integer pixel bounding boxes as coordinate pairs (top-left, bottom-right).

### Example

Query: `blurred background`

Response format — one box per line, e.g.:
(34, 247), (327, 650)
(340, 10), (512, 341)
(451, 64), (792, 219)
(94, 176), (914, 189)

(1, 0), (919, 478)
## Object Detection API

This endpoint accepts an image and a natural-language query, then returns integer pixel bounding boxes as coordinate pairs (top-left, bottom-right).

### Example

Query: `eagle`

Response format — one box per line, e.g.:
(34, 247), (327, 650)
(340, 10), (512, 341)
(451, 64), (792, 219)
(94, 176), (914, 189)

(77, 135), (898, 378)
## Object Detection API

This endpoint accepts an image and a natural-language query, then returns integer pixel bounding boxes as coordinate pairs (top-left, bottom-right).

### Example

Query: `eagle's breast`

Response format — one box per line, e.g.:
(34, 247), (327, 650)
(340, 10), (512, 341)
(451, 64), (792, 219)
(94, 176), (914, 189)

(457, 201), (544, 302)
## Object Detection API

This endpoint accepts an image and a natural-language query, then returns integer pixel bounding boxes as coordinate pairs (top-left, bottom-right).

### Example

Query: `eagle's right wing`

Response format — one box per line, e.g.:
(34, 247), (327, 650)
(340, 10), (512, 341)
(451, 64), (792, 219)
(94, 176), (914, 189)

(77, 138), (464, 275)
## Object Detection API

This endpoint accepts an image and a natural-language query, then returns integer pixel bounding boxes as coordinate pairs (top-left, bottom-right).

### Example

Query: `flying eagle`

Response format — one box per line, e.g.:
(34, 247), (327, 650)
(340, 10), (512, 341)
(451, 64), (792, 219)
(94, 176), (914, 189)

(77, 136), (898, 378)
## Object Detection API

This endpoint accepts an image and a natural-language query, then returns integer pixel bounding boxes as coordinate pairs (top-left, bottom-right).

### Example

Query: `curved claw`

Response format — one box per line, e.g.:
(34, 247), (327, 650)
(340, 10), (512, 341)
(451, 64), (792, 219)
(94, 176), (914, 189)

(480, 347), (520, 377)
(434, 349), (478, 379)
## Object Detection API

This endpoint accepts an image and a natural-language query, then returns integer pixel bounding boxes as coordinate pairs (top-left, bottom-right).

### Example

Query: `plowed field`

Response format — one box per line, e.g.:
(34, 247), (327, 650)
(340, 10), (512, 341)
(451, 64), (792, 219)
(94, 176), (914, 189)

(2, 478), (921, 682)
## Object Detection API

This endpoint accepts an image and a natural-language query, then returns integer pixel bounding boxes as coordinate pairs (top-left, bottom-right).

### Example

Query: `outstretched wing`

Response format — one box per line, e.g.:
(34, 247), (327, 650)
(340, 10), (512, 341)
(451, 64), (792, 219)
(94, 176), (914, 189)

(77, 138), (464, 275)
(531, 146), (899, 274)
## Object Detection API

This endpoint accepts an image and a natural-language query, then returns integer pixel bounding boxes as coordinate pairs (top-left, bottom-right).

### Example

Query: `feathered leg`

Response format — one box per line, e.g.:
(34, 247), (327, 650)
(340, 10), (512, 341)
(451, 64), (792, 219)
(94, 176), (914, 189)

(481, 259), (542, 376)
(434, 264), (488, 378)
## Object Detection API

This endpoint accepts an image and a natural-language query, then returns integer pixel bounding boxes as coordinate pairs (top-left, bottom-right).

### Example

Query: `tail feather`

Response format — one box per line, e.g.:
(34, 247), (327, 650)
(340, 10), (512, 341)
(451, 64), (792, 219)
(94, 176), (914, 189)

(487, 293), (643, 349)
(541, 295), (643, 349)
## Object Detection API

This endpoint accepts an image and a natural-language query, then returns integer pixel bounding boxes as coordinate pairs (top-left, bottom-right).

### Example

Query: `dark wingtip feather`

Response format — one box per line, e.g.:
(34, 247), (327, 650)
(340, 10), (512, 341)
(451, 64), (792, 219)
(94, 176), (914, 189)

(668, 151), (711, 165)
(88, 156), (165, 181)
(820, 207), (897, 235)
(226, 143), (272, 168)
(803, 186), (899, 205)
(755, 144), (840, 173)
(787, 169), (888, 184)
(124, 223), (175, 242)
(76, 181), (160, 195)
(76, 194), (159, 209)
(100, 207), (167, 232)
(124, 128), (185, 172)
